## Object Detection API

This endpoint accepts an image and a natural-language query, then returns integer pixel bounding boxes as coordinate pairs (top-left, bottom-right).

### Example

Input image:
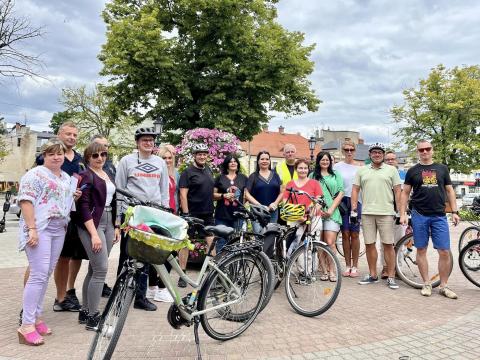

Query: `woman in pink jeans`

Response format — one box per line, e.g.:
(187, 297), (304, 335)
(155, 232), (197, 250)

(17, 138), (77, 345)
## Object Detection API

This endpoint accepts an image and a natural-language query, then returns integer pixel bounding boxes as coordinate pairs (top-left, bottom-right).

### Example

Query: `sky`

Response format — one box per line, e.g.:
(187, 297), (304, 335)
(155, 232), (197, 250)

(1, 0), (479, 145)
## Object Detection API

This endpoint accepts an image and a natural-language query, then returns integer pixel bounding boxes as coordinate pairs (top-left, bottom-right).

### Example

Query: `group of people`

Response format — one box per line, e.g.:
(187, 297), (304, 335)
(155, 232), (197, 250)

(15, 123), (460, 346)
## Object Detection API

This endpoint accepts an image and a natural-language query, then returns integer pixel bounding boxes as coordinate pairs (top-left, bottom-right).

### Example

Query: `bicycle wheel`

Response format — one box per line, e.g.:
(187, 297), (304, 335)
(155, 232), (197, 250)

(335, 231), (366, 258)
(458, 226), (480, 252)
(87, 271), (136, 360)
(459, 239), (480, 288)
(198, 252), (266, 341)
(395, 233), (453, 289)
(285, 241), (341, 317)
(256, 250), (275, 312)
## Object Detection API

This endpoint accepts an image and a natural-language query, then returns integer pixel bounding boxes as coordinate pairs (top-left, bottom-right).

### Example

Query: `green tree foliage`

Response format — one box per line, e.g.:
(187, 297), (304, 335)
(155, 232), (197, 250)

(0, 120), (8, 161)
(392, 64), (480, 173)
(99, 0), (321, 142)
(50, 110), (76, 134)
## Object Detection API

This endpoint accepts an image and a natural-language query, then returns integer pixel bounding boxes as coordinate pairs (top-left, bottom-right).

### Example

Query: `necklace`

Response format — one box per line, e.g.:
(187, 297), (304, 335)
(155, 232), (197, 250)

(91, 167), (108, 181)
(226, 173), (236, 185)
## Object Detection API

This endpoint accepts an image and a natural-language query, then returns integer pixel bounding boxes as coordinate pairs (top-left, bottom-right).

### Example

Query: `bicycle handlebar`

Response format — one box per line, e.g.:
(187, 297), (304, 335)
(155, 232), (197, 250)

(116, 188), (173, 213)
(286, 187), (326, 207)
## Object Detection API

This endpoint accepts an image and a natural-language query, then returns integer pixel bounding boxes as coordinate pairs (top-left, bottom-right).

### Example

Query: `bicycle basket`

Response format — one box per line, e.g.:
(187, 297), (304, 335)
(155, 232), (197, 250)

(124, 206), (193, 264)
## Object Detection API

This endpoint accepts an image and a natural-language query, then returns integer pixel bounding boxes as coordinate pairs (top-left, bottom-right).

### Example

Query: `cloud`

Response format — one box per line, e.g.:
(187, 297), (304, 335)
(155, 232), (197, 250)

(1, 0), (479, 147)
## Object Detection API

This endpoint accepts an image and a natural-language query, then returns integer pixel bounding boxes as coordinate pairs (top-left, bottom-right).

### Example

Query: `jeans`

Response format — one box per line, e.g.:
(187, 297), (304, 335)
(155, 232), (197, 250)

(23, 218), (67, 324)
(252, 209), (278, 234)
(214, 218), (243, 253)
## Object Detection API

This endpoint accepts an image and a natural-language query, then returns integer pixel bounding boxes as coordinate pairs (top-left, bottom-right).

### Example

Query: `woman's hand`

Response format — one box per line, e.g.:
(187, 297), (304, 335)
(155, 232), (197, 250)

(323, 207), (334, 218)
(113, 228), (121, 244)
(74, 189), (82, 201)
(27, 229), (39, 247)
(268, 203), (277, 211)
(91, 234), (102, 253)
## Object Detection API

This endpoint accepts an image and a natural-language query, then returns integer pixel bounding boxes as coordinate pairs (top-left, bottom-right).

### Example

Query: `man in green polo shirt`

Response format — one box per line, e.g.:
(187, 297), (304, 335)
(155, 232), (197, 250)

(351, 143), (402, 289)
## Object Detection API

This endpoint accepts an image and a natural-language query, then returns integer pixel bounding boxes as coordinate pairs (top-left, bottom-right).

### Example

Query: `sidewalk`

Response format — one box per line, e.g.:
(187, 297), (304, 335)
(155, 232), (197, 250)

(0, 212), (478, 359)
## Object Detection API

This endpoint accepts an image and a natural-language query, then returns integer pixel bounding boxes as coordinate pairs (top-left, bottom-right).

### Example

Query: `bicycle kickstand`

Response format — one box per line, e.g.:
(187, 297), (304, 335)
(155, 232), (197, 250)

(193, 316), (203, 360)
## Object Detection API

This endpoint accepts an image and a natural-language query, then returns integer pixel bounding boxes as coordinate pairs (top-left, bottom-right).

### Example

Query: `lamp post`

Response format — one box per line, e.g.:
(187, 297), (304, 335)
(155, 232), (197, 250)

(153, 116), (164, 147)
(308, 135), (316, 163)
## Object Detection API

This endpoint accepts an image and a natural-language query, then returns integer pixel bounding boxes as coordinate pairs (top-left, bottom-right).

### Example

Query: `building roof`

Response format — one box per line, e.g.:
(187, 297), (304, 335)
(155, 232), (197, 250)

(322, 140), (407, 163)
(33, 131), (56, 139)
(240, 128), (322, 159)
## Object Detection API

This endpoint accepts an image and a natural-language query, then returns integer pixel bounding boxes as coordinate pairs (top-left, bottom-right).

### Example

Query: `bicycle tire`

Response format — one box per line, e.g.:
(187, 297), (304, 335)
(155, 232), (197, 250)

(285, 241), (341, 317)
(256, 250), (275, 312)
(87, 272), (136, 360)
(335, 231), (366, 258)
(459, 239), (480, 288)
(458, 226), (480, 253)
(198, 252), (266, 341)
(395, 233), (453, 289)
(272, 227), (296, 289)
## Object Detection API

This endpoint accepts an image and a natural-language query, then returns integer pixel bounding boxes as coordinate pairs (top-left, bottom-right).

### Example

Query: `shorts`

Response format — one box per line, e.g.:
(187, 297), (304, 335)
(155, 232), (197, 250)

(189, 213), (215, 239)
(411, 210), (450, 250)
(362, 214), (394, 245)
(322, 219), (340, 232)
(60, 219), (88, 259)
(340, 197), (362, 233)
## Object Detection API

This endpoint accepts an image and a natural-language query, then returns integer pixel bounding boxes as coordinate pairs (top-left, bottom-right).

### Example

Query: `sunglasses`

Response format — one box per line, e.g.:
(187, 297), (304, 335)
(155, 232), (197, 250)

(417, 147), (432, 153)
(91, 152), (108, 159)
(343, 148), (355, 152)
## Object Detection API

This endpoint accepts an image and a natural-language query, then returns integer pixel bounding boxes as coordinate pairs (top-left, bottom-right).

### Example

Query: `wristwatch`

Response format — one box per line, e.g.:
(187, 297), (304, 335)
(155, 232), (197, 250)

(452, 211), (459, 215)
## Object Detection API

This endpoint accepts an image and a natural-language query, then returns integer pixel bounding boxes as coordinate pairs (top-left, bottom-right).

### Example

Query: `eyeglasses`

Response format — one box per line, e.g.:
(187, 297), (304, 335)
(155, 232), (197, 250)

(385, 158), (396, 161)
(370, 150), (384, 155)
(417, 147), (432, 153)
(91, 152), (108, 159)
(140, 139), (155, 143)
(343, 148), (355, 152)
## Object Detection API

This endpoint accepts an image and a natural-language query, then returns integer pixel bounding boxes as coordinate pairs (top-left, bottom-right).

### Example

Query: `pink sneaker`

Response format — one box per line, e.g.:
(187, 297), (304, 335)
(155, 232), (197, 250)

(342, 268), (351, 277)
(349, 267), (359, 278)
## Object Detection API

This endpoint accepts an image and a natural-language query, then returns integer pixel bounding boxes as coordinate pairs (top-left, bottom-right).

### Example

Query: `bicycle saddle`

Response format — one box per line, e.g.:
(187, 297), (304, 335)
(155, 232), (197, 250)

(204, 225), (234, 238)
(233, 211), (250, 220)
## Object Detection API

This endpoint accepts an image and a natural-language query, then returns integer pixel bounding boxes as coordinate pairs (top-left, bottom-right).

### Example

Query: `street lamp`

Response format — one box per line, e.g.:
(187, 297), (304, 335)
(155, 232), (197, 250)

(308, 136), (316, 163)
(153, 116), (164, 147)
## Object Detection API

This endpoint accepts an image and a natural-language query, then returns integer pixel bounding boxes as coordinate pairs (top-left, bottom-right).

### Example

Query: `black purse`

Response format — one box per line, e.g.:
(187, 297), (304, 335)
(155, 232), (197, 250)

(321, 179), (347, 216)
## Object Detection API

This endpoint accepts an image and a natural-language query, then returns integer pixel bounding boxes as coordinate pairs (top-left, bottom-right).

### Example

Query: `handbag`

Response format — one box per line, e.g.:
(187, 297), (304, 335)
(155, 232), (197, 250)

(321, 179), (347, 216)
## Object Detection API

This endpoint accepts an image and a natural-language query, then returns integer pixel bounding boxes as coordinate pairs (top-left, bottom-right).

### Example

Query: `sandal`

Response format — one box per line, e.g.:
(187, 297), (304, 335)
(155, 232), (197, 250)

(320, 273), (329, 281)
(35, 321), (52, 336)
(329, 274), (337, 282)
(18, 329), (44, 346)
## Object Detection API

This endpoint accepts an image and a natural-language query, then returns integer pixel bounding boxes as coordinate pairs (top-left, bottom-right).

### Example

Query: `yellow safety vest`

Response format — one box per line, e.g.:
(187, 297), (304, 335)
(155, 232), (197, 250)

(276, 160), (298, 185)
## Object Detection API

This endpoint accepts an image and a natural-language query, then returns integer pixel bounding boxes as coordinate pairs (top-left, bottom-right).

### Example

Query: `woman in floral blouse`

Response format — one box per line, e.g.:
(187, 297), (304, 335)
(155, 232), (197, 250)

(17, 138), (77, 346)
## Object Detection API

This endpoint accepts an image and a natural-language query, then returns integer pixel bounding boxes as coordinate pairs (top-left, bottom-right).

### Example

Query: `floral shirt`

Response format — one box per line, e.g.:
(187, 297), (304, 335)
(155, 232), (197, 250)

(17, 166), (73, 251)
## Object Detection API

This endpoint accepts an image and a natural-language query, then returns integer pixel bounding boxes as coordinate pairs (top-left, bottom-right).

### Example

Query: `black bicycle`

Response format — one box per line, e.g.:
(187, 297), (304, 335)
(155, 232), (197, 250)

(459, 238), (480, 288)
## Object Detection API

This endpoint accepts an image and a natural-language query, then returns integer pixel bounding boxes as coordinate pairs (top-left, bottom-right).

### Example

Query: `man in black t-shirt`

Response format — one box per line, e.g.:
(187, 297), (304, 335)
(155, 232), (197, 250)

(178, 144), (215, 286)
(400, 140), (460, 299)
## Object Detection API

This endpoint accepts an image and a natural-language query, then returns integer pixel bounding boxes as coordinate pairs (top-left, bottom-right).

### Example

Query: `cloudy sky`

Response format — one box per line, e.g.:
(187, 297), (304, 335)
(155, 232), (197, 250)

(1, 0), (479, 144)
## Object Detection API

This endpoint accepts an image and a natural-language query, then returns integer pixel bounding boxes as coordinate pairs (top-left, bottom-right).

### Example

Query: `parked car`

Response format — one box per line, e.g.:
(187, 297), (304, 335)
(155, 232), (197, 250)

(462, 193), (479, 208)
(8, 195), (21, 217)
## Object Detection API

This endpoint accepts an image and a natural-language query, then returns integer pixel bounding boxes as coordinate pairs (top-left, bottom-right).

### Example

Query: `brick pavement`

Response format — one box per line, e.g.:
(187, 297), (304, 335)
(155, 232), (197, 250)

(0, 212), (478, 359)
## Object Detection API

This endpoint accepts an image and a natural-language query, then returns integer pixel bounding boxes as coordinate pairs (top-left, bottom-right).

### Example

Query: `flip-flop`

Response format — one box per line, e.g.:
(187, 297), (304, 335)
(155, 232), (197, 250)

(329, 274), (337, 282)
(320, 273), (329, 281)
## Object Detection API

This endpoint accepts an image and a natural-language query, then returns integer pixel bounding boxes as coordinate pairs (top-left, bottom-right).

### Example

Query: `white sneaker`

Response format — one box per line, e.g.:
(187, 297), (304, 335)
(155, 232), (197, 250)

(154, 288), (174, 303)
(146, 286), (158, 299)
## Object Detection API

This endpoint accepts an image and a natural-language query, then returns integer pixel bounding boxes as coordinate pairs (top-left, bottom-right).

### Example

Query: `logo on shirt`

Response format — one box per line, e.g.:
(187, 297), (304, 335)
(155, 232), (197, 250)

(421, 170), (438, 187)
(135, 163), (158, 174)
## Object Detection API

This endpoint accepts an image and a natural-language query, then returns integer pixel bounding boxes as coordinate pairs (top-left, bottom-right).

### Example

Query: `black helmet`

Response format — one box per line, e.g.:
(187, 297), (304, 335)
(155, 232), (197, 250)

(135, 127), (157, 141)
(250, 204), (271, 226)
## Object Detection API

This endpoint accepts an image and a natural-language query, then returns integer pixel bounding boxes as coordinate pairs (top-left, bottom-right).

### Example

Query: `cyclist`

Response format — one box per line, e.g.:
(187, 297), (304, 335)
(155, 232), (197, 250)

(400, 140), (460, 299)
(115, 127), (170, 311)
(352, 143), (401, 290)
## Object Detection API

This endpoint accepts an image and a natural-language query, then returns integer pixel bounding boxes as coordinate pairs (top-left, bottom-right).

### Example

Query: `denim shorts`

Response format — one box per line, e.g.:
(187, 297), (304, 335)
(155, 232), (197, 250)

(340, 197), (362, 233)
(411, 210), (450, 250)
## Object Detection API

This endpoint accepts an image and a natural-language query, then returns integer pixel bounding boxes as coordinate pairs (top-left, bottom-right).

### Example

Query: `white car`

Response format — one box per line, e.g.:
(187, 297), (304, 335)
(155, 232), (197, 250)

(8, 195), (21, 217)
(462, 193), (479, 208)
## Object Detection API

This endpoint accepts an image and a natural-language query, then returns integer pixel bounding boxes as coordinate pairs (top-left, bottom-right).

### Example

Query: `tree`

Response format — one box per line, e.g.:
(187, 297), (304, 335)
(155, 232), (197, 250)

(0, 0), (44, 79)
(51, 84), (138, 155)
(0, 120), (8, 161)
(99, 0), (320, 142)
(391, 64), (480, 174)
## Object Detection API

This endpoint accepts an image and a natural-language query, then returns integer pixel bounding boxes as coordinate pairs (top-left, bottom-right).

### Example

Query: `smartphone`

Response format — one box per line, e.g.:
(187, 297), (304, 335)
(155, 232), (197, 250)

(79, 183), (89, 191)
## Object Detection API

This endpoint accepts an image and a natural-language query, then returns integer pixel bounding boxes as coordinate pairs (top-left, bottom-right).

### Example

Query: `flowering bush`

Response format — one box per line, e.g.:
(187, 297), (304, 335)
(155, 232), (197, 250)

(176, 128), (243, 175)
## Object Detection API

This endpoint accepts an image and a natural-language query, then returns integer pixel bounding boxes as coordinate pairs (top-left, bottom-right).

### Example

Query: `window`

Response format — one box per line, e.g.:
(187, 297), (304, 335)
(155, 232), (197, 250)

(17, 138), (21, 147)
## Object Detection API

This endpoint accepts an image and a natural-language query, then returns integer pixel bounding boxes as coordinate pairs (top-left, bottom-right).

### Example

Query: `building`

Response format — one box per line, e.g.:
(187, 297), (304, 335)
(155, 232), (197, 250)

(0, 123), (55, 191)
(239, 126), (322, 174)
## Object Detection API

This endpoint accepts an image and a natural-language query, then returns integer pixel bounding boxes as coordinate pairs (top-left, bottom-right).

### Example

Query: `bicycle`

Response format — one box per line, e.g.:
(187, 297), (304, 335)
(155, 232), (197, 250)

(88, 189), (271, 360)
(283, 188), (342, 317)
(395, 219), (453, 289)
(459, 238), (480, 288)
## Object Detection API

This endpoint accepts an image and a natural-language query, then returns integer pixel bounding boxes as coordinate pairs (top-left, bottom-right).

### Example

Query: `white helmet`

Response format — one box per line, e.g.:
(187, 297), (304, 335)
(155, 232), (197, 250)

(192, 143), (209, 154)
(368, 142), (386, 152)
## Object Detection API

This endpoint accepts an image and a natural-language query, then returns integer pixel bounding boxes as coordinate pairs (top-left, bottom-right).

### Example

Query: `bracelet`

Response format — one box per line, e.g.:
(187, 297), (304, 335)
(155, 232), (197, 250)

(28, 227), (37, 230)
(221, 193), (224, 199)
(114, 225), (120, 229)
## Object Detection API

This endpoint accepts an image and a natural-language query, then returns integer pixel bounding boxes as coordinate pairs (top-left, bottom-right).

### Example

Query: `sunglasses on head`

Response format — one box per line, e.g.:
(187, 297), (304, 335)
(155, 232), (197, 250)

(92, 152), (108, 159)
(417, 147), (432, 153)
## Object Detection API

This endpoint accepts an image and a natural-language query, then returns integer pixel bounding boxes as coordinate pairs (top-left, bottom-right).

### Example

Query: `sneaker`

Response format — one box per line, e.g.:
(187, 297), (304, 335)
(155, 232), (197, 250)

(380, 267), (388, 280)
(349, 267), (359, 278)
(439, 286), (458, 299)
(178, 277), (187, 288)
(134, 297), (157, 311)
(297, 272), (314, 285)
(78, 308), (89, 324)
(358, 275), (379, 285)
(342, 268), (351, 277)
(421, 284), (432, 297)
(85, 312), (101, 331)
(101, 283), (112, 298)
(146, 286), (158, 299)
(65, 289), (81, 310)
(386, 277), (399, 289)
(53, 298), (80, 312)
(154, 288), (174, 303)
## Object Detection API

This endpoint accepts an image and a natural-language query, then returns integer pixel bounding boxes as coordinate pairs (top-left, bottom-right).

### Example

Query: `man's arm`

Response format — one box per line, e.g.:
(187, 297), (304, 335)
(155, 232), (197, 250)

(393, 184), (401, 212)
(159, 161), (170, 208)
(446, 184), (460, 225)
(350, 185), (360, 211)
(399, 184), (412, 225)
(179, 188), (189, 214)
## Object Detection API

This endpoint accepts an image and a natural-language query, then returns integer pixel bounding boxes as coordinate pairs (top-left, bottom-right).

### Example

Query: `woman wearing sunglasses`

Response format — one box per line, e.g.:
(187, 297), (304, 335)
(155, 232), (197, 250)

(77, 142), (121, 330)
